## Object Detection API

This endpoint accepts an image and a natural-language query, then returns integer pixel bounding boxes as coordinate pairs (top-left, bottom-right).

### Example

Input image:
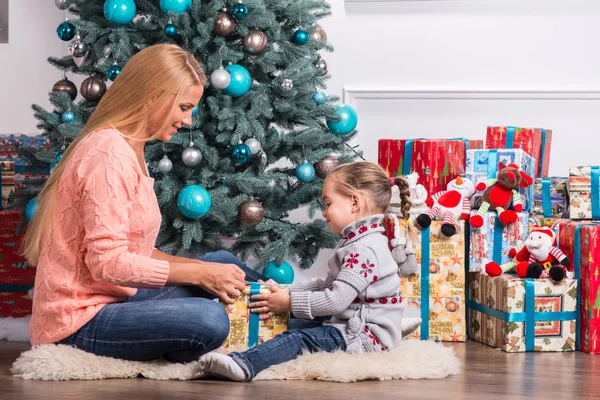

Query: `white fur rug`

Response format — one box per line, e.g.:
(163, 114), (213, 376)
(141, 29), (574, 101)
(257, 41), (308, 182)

(11, 340), (460, 383)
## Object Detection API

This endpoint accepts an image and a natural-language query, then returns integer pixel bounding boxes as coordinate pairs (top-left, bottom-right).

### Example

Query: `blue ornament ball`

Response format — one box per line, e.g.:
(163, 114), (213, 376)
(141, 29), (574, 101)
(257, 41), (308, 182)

(107, 64), (122, 81)
(263, 260), (295, 284)
(295, 163), (316, 183)
(26, 197), (39, 221)
(192, 104), (199, 116)
(231, 2), (249, 19)
(56, 21), (76, 41)
(231, 143), (251, 164)
(223, 64), (251, 97)
(312, 91), (326, 105)
(326, 104), (358, 135)
(61, 111), (75, 123)
(55, 150), (64, 162)
(292, 29), (310, 45)
(49, 160), (58, 175)
(103, 0), (137, 25)
(177, 185), (212, 219)
(164, 23), (177, 37)
(160, 0), (192, 14)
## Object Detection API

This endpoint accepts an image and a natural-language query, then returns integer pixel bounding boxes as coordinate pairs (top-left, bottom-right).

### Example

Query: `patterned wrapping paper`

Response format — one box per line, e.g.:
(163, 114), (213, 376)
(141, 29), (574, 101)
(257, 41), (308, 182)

(469, 211), (530, 272)
(568, 166), (600, 220)
(400, 220), (466, 342)
(485, 126), (552, 178)
(532, 177), (569, 218)
(559, 222), (600, 354)
(0, 210), (33, 290)
(465, 148), (535, 212)
(0, 291), (32, 318)
(218, 283), (289, 353)
(1, 161), (15, 209)
(468, 272), (577, 352)
(0, 134), (51, 168)
(378, 139), (483, 196)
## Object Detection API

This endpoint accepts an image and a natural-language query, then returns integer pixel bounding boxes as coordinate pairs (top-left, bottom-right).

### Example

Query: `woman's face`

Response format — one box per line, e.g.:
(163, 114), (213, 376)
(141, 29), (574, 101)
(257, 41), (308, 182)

(151, 84), (204, 142)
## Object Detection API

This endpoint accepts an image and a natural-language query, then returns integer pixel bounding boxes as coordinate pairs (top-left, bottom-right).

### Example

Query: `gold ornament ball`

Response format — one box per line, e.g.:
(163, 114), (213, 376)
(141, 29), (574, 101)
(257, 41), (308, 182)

(52, 78), (78, 101)
(80, 76), (107, 102)
(242, 29), (268, 55)
(214, 11), (236, 37)
(315, 155), (339, 179)
(309, 25), (327, 49)
(239, 199), (265, 226)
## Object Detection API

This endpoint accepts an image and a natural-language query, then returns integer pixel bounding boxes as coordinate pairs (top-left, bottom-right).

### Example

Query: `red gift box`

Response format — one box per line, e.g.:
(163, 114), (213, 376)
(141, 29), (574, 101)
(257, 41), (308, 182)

(485, 126), (552, 178)
(0, 291), (32, 318)
(559, 222), (600, 354)
(0, 210), (33, 288)
(378, 139), (483, 196)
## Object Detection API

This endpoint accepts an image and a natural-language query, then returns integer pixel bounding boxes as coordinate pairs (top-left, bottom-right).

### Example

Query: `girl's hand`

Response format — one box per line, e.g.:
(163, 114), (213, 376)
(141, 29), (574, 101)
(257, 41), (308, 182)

(249, 286), (291, 320)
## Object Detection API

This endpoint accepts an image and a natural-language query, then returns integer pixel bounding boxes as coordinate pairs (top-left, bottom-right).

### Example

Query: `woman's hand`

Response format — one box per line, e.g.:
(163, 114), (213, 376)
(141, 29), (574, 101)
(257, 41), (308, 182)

(196, 262), (247, 304)
(249, 286), (291, 320)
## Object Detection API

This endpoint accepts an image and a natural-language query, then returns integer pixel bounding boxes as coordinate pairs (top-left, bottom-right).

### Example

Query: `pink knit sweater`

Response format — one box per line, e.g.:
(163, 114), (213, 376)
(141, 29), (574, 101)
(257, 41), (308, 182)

(29, 129), (170, 345)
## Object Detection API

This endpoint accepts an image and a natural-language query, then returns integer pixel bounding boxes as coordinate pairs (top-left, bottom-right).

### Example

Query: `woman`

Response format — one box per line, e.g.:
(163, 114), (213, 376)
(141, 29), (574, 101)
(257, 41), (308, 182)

(22, 44), (262, 363)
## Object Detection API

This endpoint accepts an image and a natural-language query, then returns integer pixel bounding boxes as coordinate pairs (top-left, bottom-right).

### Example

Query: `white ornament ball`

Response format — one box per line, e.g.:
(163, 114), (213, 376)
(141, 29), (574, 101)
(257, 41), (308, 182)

(244, 138), (262, 156)
(210, 68), (231, 90)
(182, 146), (203, 167)
(158, 155), (173, 172)
(280, 79), (293, 91)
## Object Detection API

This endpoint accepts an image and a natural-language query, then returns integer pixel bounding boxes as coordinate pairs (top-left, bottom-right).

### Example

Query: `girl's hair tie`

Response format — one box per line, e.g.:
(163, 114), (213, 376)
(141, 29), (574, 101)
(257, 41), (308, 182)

(390, 177), (396, 187)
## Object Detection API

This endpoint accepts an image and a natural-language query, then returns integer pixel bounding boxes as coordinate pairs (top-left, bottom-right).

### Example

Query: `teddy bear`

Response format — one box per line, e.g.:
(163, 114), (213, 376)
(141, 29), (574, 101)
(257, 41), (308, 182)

(485, 227), (571, 281)
(469, 162), (533, 229)
(415, 176), (475, 237)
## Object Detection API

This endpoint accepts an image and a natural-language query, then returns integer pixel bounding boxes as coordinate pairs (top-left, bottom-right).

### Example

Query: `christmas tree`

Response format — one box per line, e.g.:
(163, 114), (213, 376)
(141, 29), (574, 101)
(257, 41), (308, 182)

(32, 0), (360, 270)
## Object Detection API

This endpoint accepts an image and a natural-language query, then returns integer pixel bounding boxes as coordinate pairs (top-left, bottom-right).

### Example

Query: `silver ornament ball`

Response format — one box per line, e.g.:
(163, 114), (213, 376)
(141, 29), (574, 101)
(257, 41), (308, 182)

(104, 45), (112, 57)
(280, 79), (293, 91)
(210, 68), (231, 90)
(158, 155), (173, 172)
(244, 138), (262, 156)
(309, 25), (328, 49)
(242, 29), (268, 55)
(313, 57), (328, 76)
(69, 39), (88, 58)
(182, 146), (203, 167)
(73, 52), (89, 67)
(55, 0), (67, 10)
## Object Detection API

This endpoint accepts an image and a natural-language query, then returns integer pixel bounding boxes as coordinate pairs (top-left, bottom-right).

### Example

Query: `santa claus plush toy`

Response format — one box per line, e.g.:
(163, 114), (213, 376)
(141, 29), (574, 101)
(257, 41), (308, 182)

(485, 227), (571, 281)
(415, 176), (475, 237)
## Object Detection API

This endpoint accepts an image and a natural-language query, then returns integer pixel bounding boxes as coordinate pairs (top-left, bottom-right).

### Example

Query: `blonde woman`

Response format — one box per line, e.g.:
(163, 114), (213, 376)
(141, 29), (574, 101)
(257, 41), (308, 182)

(22, 44), (264, 362)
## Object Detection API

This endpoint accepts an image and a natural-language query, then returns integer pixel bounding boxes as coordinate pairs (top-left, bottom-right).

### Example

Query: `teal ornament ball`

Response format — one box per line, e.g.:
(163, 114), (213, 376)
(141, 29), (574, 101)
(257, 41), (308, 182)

(312, 91), (326, 105)
(107, 65), (122, 81)
(224, 64), (251, 97)
(326, 104), (358, 135)
(177, 185), (212, 219)
(160, 0), (192, 14)
(57, 21), (76, 41)
(292, 29), (309, 45)
(61, 111), (75, 123)
(103, 0), (137, 25)
(231, 2), (249, 19)
(26, 197), (39, 221)
(231, 143), (251, 164)
(164, 23), (177, 37)
(192, 104), (199, 116)
(295, 163), (315, 183)
(263, 260), (294, 284)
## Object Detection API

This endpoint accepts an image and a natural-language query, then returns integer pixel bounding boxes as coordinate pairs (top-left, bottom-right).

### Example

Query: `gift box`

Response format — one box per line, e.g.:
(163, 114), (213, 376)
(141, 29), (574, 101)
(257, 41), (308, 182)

(559, 222), (600, 354)
(468, 272), (577, 352)
(378, 139), (483, 196)
(485, 126), (552, 178)
(469, 211), (529, 272)
(1, 161), (15, 209)
(399, 220), (466, 342)
(532, 177), (569, 218)
(0, 134), (51, 169)
(0, 210), (32, 289)
(0, 291), (32, 318)
(218, 282), (289, 353)
(568, 166), (600, 220)
(466, 148), (535, 211)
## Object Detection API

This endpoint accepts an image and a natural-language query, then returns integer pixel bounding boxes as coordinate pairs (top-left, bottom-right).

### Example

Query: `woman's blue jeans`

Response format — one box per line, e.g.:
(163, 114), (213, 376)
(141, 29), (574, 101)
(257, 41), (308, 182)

(60, 250), (265, 363)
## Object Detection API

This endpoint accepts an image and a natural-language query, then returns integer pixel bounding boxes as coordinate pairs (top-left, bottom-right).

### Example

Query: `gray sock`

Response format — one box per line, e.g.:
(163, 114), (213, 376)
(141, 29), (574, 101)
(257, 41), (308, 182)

(201, 352), (246, 382)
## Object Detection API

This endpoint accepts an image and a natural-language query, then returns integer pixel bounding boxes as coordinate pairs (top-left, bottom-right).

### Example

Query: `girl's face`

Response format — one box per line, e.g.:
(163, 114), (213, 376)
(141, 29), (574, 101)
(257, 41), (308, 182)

(150, 84), (204, 142)
(322, 178), (363, 235)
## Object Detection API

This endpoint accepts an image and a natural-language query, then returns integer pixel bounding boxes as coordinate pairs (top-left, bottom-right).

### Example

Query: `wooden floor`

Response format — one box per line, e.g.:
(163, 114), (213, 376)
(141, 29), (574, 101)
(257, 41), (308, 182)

(1, 341), (600, 400)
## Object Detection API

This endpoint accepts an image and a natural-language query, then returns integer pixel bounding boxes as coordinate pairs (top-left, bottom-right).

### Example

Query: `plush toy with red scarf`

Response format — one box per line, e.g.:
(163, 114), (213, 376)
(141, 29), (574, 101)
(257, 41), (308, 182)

(485, 227), (571, 281)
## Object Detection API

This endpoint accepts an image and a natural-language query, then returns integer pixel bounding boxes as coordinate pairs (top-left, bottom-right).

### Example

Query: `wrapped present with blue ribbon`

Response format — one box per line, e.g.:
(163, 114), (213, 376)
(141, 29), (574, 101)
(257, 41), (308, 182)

(468, 271), (578, 352)
(400, 220), (467, 342)
(466, 148), (535, 212)
(469, 210), (530, 272)
(532, 177), (569, 218)
(219, 282), (289, 353)
(569, 166), (600, 220)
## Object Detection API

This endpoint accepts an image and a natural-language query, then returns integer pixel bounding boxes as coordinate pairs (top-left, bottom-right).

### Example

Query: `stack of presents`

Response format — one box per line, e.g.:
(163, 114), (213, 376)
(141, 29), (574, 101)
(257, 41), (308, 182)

(379, 127), (600, 354)
(0, 134), (51, 322)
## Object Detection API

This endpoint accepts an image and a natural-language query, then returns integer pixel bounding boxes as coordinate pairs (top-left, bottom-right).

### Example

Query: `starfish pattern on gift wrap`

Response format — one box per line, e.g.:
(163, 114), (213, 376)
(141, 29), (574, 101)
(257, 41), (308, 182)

(451, 255), (463, 265)
(450, 332), (462, 341)
(432, 294), (443, 305)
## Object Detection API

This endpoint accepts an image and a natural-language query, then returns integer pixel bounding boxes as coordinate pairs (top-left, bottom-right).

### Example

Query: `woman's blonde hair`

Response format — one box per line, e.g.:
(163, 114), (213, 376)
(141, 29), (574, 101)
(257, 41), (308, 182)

(327, 161), (412, 218)
(21, 44), (206, 264)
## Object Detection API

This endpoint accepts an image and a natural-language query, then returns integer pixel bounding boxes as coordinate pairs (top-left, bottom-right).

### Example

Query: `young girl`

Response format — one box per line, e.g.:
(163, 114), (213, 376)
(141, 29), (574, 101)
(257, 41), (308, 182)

(200, 161), (413, 381)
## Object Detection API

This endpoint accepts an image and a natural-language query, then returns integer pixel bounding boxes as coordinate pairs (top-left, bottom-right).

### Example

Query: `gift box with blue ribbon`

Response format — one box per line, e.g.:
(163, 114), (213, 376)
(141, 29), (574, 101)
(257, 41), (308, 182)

(569, 166), (600, 220)
(469, 211), (530, 272)
(485, 126), (552, 178)
(532, 177), (569, 218)
(218, 282), (289, 353)
(400, 220), (467, 342)
(468, 272), (578, 352)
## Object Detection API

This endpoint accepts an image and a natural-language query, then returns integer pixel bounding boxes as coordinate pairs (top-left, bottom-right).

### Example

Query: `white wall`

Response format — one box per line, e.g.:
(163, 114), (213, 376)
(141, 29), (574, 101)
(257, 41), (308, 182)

(3, 0), (600, 278)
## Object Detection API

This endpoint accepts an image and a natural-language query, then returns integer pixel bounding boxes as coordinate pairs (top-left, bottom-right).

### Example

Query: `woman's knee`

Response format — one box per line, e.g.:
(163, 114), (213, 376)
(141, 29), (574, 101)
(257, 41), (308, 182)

(200, 250), (243, 267)
(166, 299), (230, 348)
